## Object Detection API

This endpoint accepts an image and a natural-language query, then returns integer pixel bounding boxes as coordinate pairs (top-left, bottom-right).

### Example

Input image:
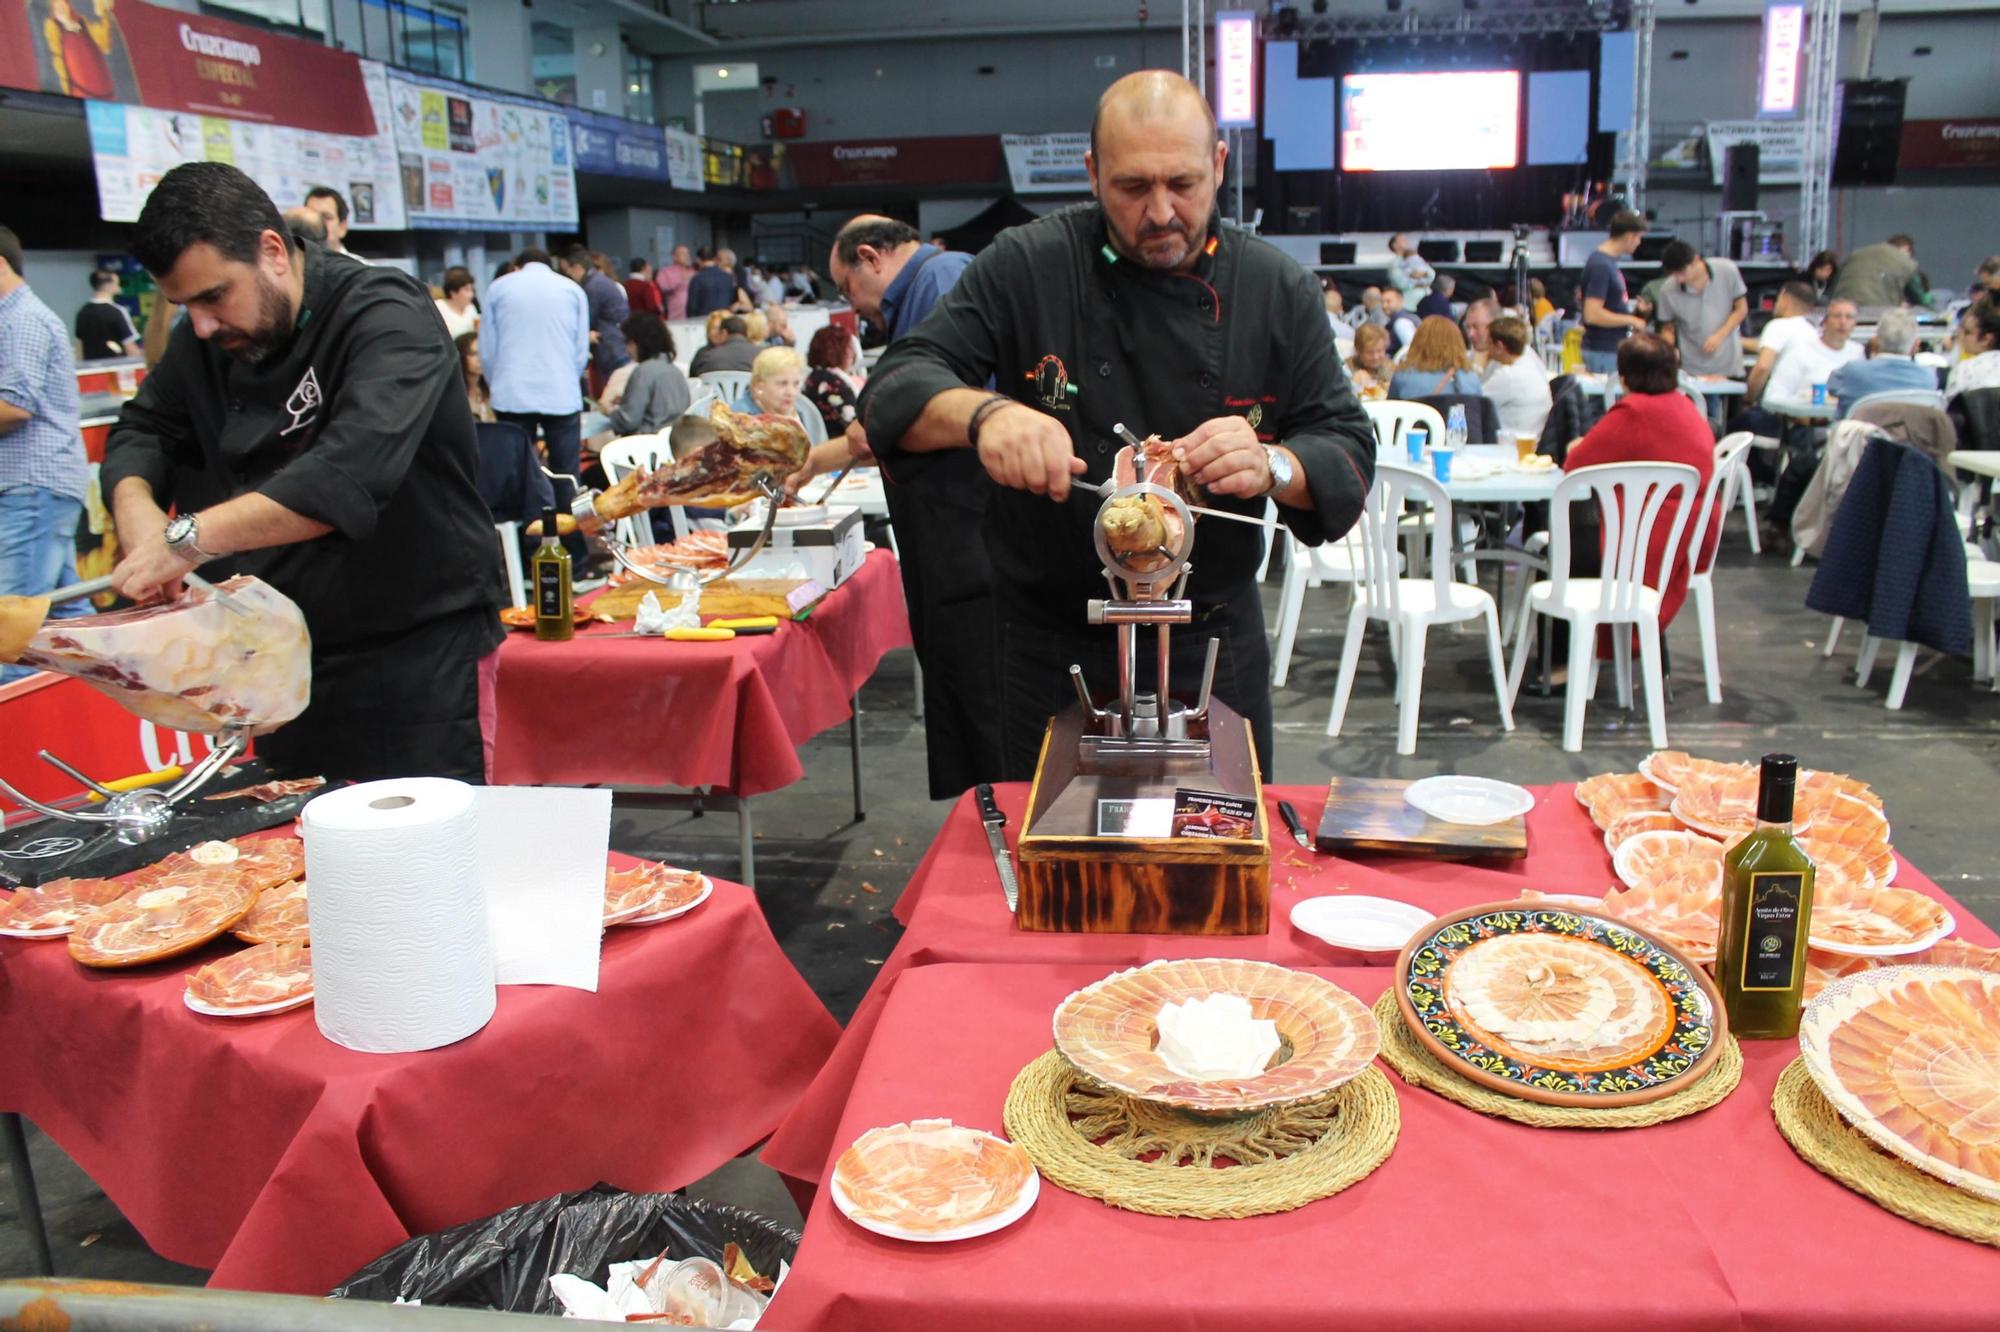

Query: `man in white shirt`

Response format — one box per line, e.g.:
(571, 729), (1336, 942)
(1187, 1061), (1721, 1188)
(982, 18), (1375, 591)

(1384, 232), (1434, 297)
(1740, 281), (1819, 407)
(1481, 316), (1553, 441)
(303, 187), (366, 263)
(1765, 298), (1863, 408)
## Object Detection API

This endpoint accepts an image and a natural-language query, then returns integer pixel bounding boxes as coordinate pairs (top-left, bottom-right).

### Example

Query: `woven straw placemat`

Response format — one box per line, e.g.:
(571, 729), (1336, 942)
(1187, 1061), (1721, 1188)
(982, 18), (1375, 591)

(1001, 1049), (1398, 1219)
(1772, 1058), (2000, 1248)
(1373, 989), (1742, 1128)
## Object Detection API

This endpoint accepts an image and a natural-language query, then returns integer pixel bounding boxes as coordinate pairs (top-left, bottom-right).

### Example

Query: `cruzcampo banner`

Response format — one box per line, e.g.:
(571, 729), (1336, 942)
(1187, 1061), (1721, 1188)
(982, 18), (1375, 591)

(0, 0), (376, 138)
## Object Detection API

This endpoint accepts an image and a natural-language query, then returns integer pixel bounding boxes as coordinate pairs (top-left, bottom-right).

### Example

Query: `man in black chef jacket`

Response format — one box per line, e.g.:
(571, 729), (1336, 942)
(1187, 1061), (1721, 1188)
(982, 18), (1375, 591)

(860, 71), (1374, 778)
(101, 163), (507, 783)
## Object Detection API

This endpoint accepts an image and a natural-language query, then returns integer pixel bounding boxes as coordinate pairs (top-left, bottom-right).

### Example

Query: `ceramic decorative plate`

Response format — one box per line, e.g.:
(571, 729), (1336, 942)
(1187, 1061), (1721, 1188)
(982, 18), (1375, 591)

(1798, 966), (2000, 1202)
(1396, 902), (1728, 1108)
(1053, 958), (1379, 1114)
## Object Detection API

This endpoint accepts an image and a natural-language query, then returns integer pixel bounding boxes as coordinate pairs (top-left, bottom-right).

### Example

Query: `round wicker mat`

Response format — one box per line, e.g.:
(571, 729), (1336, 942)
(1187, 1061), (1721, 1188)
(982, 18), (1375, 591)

(1772, 1058), (2000, 1248)
(1372, 990), (1742, 1128)
(1001, 1049), (1399, 1219)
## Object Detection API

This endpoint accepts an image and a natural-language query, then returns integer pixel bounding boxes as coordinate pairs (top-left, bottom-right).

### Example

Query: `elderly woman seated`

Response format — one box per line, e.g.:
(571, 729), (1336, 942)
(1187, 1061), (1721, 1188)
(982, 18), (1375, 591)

(1345, 323), (1392, 400)
(732, 345), (823, 442)
(1388, 316), (1484, 399)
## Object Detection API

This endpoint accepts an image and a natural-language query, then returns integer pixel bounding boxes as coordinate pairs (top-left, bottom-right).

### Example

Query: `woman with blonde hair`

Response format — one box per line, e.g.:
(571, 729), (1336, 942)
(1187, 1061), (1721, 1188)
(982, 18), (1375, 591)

(1345, 323), (1391, 399)
(1389, 315), (1484, 399)
(741, 309), (770, 343)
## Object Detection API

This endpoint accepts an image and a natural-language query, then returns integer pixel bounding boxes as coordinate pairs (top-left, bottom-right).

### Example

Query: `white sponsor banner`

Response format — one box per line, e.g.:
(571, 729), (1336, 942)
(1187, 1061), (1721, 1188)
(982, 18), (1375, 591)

(1000, 132), (1091, 194)
(85, 60), (406, 229)
(1704, 119), (1810, 185)
(384, 68), (577, 230)
(665, 127), (706, 193)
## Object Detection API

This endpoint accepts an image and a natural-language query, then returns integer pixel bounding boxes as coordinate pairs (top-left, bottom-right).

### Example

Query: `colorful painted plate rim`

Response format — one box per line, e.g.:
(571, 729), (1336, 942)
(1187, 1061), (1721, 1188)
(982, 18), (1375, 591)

(183, 987), (314, 1018)
(1290, 895), (1435, 954)
(1611, 829), (1721, 892)
(615, 875), (713, 926)
(1797, 964), (2000, 1203)
(1808, 902), (1955, 958)
(1404, 775), (1534, 826)
(1393, 900), (1729, 1109)
(830, 1144), (1039, 1243)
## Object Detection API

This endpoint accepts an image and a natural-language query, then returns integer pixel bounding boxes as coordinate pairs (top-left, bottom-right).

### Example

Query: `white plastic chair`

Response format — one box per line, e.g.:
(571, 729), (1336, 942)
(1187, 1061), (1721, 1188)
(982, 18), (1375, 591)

(1270, 528), (1388, 687)
(599, 434), (675, 547)
(795, 401), (828, 446)
(1506, 461), (1700, 752)
(1362, 400), (1446, 458)
(1969, 558), (2000, 688)
(495, 521), (527, 609)
(1327, 467), (1514, 755)
(1676, 376), (1709, 421)
(1682, 434), (1754, 703)
(694, 370), (752, 402)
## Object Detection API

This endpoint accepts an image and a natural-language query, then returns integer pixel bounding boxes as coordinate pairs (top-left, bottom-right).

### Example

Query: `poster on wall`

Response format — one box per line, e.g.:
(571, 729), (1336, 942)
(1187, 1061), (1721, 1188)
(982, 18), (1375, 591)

(83, 60), (406, 229)
(664, 127), (706, 193)
(1703, 120), (1809, 185)
(1001, 132), (1091, 193)
(0, 0), (375, 136)
(385, 69), (577, 230)
(567, 107), (667, 180)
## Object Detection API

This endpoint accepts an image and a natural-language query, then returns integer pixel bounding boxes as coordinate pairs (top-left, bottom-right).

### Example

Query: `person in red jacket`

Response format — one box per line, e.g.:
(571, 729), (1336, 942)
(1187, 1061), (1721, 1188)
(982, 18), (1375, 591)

(622, 258), (663, 317)
(1565, 332), (1717, 635)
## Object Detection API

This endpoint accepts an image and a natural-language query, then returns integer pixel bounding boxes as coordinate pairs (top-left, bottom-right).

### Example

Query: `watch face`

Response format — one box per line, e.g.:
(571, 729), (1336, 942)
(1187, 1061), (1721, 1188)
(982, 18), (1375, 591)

(166, 517), (192, 542)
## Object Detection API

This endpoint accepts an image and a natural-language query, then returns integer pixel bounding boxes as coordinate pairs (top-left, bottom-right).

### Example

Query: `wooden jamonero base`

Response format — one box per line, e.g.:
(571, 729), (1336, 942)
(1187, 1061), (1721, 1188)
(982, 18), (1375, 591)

(1016, 701), (1270, 934)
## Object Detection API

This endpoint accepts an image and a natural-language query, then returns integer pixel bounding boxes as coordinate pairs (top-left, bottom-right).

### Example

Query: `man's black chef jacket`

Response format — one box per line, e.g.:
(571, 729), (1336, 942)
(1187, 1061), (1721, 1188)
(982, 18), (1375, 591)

(101, 242), (506, 777)
(860, 204), (1376, 629)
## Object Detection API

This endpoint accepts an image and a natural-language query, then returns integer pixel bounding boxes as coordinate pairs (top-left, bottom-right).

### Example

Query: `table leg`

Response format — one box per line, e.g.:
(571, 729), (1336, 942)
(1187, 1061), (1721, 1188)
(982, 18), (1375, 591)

(2, 1112), (54, 1277)
(849, 693), (866, 822)
(738, 797), (755, 889)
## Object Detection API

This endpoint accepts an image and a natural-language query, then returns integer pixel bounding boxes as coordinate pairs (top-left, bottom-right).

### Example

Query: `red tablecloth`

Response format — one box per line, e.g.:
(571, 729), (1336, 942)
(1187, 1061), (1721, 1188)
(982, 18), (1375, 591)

(485, 548), (911, 794)
(763, 960), (2000, 1332)
(761, 781), (1996, 1187)
(0, 870), (839, 1294)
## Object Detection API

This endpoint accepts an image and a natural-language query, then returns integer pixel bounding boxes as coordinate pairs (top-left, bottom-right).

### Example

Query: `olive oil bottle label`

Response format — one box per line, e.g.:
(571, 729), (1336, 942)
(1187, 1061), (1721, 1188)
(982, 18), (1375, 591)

(1741, 872), (1806, 991)
(537, 564), (566, 617)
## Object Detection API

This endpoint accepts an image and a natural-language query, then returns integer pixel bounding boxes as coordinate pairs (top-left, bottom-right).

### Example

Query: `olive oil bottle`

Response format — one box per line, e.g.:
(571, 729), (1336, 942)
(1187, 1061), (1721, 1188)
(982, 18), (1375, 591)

(1716, 753), (1817, 1038)
(531, 506), (574, 642)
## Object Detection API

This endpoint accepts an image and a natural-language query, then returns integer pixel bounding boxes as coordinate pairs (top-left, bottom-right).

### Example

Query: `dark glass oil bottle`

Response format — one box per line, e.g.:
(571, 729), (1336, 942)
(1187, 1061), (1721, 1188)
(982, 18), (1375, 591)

(1716, 753), (1817, 1038)
(531, 507), (574, 642)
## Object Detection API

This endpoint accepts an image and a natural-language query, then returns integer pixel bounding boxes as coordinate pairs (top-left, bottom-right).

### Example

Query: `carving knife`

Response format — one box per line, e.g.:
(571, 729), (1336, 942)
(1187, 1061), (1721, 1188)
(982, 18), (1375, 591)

(1277, 799), (1313, 850)
(974, 782), (1019, 913)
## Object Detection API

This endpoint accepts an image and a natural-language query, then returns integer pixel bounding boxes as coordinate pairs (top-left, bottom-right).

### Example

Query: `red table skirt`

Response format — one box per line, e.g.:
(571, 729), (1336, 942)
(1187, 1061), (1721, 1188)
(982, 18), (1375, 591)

(0, 871), (839, 1294)
(760, 781), (1996, 1190)
(485, 548), (911, 794)
(763, 961), (2000, 1332)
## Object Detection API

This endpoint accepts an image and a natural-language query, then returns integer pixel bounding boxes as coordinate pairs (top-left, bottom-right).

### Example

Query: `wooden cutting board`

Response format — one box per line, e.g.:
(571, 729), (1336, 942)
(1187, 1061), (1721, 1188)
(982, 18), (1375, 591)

(587, 578), (823, 623)
(1314, 776), (1528, 859)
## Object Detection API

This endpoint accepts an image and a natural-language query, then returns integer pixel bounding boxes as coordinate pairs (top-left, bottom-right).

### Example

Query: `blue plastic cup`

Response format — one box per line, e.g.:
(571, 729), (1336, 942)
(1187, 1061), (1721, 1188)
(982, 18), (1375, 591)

(1431, 447), (1455, 483)
(1406, 427), (1428, 463)
(1811, 382), (1827, 406)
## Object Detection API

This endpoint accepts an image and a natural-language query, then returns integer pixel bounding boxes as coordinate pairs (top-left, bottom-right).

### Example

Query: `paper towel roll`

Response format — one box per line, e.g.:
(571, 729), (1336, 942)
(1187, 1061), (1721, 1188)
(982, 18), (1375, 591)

(301, 777), (496, 1054)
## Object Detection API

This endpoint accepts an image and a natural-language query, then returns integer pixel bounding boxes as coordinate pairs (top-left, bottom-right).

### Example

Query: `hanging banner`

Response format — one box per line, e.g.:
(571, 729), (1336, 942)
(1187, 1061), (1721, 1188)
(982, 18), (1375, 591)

(665, 127), (706, 193)
(84, 61), (406, 229)
(781, 136), (1001, 190)
(1000, 132), (1091, 194)
(0, 0), (375, 137)
(1898, 118), (2000, 171)
(567, 107), (667, 181)
(1703, 120), (1809, 185)
(384, 69), (577, 230)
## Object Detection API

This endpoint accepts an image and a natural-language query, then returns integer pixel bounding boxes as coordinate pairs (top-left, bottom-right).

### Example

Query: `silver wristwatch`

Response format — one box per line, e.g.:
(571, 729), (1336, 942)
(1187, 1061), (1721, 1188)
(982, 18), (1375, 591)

(163, 513), (214, 563)
(1262, 445), (1296, 498)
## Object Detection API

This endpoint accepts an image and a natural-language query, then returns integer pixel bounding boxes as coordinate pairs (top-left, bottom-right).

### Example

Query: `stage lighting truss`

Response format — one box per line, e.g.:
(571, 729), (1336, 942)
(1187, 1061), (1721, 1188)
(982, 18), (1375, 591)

(1280, 1), (1628, 40)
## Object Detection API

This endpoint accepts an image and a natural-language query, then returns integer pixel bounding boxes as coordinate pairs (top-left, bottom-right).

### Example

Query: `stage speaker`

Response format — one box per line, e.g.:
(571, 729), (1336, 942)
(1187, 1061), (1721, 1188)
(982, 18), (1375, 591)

(1319, 241), (1357, 264)
(1463, 240), (1504, 264)
(1285, 205), (1322, 233)
(1834, 79), (1906, 186)
(1633, 234), (1675, 263)
(1722, 144), (1759, 212)
(1417, 239), (1461, 263)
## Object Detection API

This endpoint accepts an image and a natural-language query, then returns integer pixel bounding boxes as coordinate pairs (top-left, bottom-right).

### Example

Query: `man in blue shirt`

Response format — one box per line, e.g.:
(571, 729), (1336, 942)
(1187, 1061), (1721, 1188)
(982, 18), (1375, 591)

(557, 245), (629, 398)
(0, 225), (91, 682)
(1828, 308), (1939, 418)
(1579, 210), (1649, 375)
(480, 247), (588, 532)
(820, 215), (999, 798)
(684, 248), (737, 318)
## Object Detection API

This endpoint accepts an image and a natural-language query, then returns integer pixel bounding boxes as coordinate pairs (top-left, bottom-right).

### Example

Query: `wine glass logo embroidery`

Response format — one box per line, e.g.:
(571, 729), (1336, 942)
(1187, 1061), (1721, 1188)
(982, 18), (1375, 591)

(279, 367), (322, 437)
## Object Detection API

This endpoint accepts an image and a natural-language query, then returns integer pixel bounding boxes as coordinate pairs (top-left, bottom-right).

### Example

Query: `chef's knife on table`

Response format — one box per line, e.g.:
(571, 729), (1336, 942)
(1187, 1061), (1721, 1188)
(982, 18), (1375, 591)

(974, 782), (1019, 913)
(1277, 799), (1313, 850)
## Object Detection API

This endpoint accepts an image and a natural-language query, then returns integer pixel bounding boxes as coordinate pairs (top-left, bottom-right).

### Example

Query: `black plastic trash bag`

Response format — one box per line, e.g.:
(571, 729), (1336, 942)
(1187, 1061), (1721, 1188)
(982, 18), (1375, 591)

(330, 1183), (800, 1315)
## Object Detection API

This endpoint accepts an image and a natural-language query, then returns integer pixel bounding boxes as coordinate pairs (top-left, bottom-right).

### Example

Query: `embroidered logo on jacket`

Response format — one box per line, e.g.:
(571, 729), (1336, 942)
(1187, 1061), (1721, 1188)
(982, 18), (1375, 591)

(279, 367), (322, 437)
(1025, 354), (1075, 411)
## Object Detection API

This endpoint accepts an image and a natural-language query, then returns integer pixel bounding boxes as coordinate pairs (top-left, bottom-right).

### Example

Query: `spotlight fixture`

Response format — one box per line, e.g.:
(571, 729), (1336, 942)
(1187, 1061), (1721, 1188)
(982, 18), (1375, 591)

(1386, 0), (1402, 12)
(1270, 2), (1300, 36)
(1312, 0), (1328, 12)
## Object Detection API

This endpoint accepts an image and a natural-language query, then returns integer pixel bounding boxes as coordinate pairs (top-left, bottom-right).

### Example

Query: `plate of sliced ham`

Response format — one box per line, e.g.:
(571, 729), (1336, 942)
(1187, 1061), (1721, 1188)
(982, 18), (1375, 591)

(831, 1119), (1039, 1242)
(184, 941), (314, 1016)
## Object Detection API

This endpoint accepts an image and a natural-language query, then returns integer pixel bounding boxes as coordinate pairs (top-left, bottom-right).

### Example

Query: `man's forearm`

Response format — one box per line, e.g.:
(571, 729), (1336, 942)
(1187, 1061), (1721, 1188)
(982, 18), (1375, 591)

(1717, 302), (1748, 337)
(896, 387), (998, 453)
(197, 493), (334, 557)
(0, 401), (27, 435)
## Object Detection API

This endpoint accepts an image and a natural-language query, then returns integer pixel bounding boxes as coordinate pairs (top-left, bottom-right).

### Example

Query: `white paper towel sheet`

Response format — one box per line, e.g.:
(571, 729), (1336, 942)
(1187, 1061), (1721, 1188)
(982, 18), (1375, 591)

(301, 779), (611, 1054)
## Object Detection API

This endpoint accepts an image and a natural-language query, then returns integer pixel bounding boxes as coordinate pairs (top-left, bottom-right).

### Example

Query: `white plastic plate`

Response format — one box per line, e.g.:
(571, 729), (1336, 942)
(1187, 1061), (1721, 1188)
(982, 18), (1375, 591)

(832, 1152), (1039, 1243)
(184, 987), (314, 1018)
(616, 875), (714, 926)
(1404, 775), (1534, 826)
(1612, 830), (1721, 891)
(1291, 895), (1434, 954)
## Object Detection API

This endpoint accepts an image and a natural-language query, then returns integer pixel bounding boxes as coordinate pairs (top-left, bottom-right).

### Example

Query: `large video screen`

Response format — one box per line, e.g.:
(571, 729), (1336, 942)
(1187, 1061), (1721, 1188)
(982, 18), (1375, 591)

(1339, 71), (1521, 172)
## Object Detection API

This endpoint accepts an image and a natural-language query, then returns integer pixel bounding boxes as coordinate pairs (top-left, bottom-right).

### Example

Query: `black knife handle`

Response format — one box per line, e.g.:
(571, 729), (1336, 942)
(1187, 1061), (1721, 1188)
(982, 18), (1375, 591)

(1277, 799), (1309, 844)
(975, 782), (1005, 828)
